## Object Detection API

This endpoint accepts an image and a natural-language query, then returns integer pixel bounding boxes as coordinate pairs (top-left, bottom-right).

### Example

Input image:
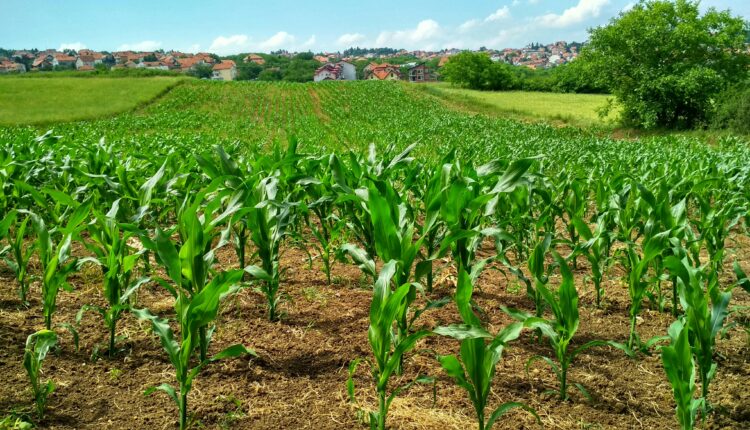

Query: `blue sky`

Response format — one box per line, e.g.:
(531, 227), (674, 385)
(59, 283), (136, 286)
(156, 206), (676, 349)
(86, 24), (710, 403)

(1, 0), (747, 54)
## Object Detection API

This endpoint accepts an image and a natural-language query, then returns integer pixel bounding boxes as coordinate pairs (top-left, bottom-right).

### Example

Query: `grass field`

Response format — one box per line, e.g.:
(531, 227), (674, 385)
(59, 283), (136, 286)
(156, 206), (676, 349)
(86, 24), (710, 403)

(0, 77), (183, 125)
(416, 83), (617, 127)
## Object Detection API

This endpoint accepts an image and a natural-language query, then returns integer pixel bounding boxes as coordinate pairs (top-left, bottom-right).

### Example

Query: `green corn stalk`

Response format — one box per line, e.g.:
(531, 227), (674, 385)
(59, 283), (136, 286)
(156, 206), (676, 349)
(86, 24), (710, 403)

(347, 260), (433, 430)
(527, 234), (553, 318)
(300, 155), (342, 286)
(31, 203), (90, 330)
(664, 255), (731, 410)
(241, 174), (300, 321)
(434, 269), (538, 430)
(0, 210), (35, 304)
(693, 195), (744, 274)
(572, 216), (613, 308)
(661, 320), (703, 430)
(504, 252), (630, 400)
(23, 329), (58, 420)
(621, 230), (670, 350)
(134, 269), (254, 430)
(78, 199), (149, 356)
(142, 186), (240, 360)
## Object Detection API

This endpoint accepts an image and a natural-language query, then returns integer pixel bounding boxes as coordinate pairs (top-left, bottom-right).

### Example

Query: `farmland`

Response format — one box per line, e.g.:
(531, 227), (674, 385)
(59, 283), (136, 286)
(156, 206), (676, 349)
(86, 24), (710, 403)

(0, 77), (183, 126)
(0, 79), (749, 430)
(417, 83), (617, 128)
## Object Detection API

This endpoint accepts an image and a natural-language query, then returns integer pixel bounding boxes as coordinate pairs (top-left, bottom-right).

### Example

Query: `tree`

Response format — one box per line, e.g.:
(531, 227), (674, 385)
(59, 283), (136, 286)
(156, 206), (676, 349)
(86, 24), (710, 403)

(258, 68), (282, 81)
(442, 52), (515, 91)
(583, 0), (749, 129)
(237, 62), (263, 80)
(142, 53), (158, 62)
(188, 63), (214, 79)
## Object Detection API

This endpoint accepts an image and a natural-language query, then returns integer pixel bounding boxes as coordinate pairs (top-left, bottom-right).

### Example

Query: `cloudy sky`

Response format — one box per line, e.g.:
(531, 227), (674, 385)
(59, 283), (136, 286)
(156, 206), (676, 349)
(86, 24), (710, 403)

(1, 0), (747, 54)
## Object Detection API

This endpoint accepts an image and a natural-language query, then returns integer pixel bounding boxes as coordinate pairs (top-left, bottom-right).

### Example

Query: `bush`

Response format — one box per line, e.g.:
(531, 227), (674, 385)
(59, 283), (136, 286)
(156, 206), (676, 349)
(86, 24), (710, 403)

(713, 81), (750, 134)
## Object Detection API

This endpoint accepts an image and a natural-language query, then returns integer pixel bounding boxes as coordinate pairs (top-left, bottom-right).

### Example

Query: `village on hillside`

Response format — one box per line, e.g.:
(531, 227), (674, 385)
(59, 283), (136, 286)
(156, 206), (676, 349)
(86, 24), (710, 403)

(0, 41), (585, 82)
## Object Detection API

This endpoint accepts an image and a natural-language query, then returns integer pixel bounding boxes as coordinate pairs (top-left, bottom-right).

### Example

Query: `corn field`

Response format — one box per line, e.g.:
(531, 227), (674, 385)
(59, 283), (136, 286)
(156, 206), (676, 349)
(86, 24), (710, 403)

(0, 80), (748, 429)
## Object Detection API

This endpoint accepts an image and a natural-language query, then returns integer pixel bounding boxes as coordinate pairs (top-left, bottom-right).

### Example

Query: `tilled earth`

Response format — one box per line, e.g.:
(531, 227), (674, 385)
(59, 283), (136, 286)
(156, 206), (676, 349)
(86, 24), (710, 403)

(0, 238), (748, 430)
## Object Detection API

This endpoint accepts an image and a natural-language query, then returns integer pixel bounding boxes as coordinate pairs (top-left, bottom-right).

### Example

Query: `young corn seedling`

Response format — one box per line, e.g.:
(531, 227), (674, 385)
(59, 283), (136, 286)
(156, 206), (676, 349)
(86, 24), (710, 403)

(0, 210), (35, 304)
(347, 260), (433, 430)
(433, 269), (538, 430)
(142, 187), (240, 360)
(241, 173), (301, 321)
(342, 180), (438, 375)
(664, 255), (731, 410)
(300, 155), (342, 286)
(661, 320), (703, 430)
(504, 253), (630, 400)
(23, 329), (58, 421)
(693, 195), (744, 274)
(31, 203), (90, 330)
(620, 230), (670, 350)
(134, 270), (254, 430)
(78, 199), (149, 356)
(571, 216), (613, 308)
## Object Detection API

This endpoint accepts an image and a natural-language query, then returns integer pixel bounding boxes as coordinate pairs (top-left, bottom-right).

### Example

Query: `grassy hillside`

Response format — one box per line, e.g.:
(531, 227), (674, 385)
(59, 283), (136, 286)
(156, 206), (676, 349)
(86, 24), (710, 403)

(416, 83), (617, 127)
(0, 77), (183, 125)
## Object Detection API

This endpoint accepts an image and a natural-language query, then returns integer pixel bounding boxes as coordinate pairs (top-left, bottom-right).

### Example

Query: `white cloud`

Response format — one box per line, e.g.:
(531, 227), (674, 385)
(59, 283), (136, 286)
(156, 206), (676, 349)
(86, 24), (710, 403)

(375, 19), (441, 49)
(59, 42), (86, 51)
(537, 0), (609, 28)
(209, 35), (250, 54)
(485, 6), (511, 22)
(621, 2), (635, 13)
(187, 44), (201, 53)
(337, 32), (366, 46)
(258, 31), (296, 51)
(459, 19), (479, 33)
(116, 40), (162, 51)
(300, 35), (317, 50)
(512, 0), (521, 6)
(528, 0), (540, 4)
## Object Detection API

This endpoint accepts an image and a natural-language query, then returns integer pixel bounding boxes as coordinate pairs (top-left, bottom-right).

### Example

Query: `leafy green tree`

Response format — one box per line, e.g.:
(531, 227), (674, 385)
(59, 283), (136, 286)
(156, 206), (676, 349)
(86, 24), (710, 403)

(583, 0), (749, 129)
(442, 52), (515, 91)
(237, 62), (263, 80)
(188, 63), (213, 79)
(142, 53), (158, 62)
(258, 68), (282, 81)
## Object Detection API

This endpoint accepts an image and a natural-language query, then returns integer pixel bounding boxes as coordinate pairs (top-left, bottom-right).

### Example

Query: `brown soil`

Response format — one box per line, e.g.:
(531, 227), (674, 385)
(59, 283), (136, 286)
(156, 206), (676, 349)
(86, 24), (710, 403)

(0, 237), (748, 430)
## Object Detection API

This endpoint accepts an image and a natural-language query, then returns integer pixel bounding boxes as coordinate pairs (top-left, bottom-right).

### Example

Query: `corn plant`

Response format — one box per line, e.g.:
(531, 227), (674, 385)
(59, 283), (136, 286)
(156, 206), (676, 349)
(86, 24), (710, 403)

(661, 320), (702, 430)
(134, 270), (253, 430)
(620, 230), (670, 350)
(504, 253), (629, 400)
(664, 255), (731, 409)
(142, 187), (240, 360)
(31, 203), (90, 330)
(433, 269), (537, 430)
(23, 329), (58, 420)
(240, 174), (301, 321)
(78, 199), (149, 356)
(347, 260), (433, 430)
(692, 195), (744, 274)
(299, 155), (342, 285)
(571, 216), (613, 308)
(0, 210), (35, 304)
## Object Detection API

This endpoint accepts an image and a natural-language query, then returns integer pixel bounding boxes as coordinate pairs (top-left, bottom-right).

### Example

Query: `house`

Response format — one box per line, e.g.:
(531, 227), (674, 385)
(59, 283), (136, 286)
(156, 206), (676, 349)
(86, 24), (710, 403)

(212, 60), (237, 81)
(438, 56), (450, 67)
(313, 61), (356, 82)
(75, 54), (102, 69)
(178, 56), (206, 71)
(364, 63), (401, 81)
(244, 54), (265, 65)
(313, 55), (329, 63)
(0, 60), (26, 73)
(138, 61), (170, 70)
(407, 64), (434, 83)
(32, 54), (54, 70)
(52, 53), (77, 68)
